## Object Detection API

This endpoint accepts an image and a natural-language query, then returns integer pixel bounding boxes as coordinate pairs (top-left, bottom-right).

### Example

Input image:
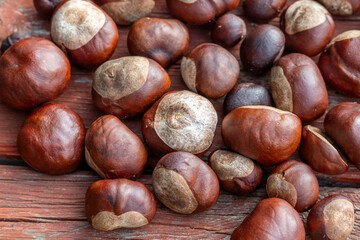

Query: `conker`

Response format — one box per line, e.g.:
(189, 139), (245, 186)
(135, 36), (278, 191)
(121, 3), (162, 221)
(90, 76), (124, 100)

(181, 43), (240, 99)
(266, 160), (319, 212)
(211, 13), (246, 48)
(317, 0), (360, 15)
(223, 82), (273, 114)
(243, 0), (287, 23)
(0, 37), (70, 110)
(209, 150), (262, 195)
(166, 0), (240, 25)
(94, 0), (155, 25)
(308, 194), (355, 240)
(1, 31), (31, 54)
(92, 56), (171, 119)
(152, 151), (220, 214)
(271, 53), (328, 121)
(324, 102), (360, 170)
(280, 0), (335, 56)
(127, 17), (189, 68)
(318, 30), (360, 97)
(33, 0), (63, 17)
(17, 103), (85, 175)
(240, 24), (285, 73)
(86, 178), (157, 231)
(51, 0), (119, 69)
(222, 106), (302, 166)
(85, 115), (147, 179)
(142, 90), (218, 156)
(300, 125), (348, 175)
(231, 198), (305, 240)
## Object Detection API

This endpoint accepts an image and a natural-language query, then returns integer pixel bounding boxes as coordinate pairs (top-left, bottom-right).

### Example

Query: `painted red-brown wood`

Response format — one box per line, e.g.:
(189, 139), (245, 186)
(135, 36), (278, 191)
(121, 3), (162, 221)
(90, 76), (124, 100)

(0, 0), (360, 239)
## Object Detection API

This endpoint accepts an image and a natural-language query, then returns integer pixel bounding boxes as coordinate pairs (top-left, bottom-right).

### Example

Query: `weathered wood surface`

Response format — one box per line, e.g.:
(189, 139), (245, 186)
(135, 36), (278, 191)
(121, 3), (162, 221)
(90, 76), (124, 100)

(0, 0), (360, 239)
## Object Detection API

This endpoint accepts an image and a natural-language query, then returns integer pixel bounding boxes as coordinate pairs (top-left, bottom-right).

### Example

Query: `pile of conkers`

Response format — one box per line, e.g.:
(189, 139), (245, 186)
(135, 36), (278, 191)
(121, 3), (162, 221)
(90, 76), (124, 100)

(0, 0), (359, 238)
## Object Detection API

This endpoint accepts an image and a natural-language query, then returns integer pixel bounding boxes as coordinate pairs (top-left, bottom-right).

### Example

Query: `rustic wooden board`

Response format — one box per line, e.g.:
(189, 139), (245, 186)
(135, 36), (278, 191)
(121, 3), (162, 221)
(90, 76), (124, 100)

(0, 0), (360, 239)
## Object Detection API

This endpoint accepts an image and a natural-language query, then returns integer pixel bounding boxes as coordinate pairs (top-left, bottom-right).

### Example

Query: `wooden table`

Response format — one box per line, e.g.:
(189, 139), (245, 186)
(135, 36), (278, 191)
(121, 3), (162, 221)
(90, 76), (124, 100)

(0, 0), (359, 239)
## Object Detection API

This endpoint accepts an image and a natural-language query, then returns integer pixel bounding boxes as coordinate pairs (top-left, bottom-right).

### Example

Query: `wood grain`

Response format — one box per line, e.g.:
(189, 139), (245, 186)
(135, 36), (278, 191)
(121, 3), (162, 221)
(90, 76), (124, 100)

(0, 0), (360, 239)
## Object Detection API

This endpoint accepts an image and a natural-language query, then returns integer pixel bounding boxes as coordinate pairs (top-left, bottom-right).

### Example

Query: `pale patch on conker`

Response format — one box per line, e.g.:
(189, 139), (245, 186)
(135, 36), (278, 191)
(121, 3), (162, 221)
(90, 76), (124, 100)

(51, 0), (106, 50)
(154, 90), (217, 154)
(266, 173), (298, 207)
(179, 0), (198, 3)
(91, 210), (149, 231)
(152, 167), (198, 214)
(271, 66), (293, 112)
(85, 147), (106, 178)
(318, 0), (352, 15)
(285, 1), (328, 35)
(101, 0), (155, 25)
(326, 30), (360, 49)
(93, 56), (149, 100)
(180, 57), (197, 93)
(210, 150), (254, 180)
(323, 199), (354, 240)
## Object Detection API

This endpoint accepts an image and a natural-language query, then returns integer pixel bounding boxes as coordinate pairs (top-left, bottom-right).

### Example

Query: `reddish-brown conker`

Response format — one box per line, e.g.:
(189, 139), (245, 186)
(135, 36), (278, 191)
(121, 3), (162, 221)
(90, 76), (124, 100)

(181, 43), (240, 99)
(127, 17), (189, 68)
(0, 37), (70, 110)
(280, 0), (335, 56)
(17, 103), (85, 175)
(86, 178), (157, 231)
(92, 56), (171, 119)
(222, 106), (302, 166)
(51, 0), (119, 69)
(33, 0), (63, 17)
(152, 151), (220, 214)
(271, 53), (328, 121)
(231, 198), (306, 240)
(266, 160), (319, 212)
(1, 31), (31, 54)
(243, 0), (287, 23)
(85, 115), (147, 179)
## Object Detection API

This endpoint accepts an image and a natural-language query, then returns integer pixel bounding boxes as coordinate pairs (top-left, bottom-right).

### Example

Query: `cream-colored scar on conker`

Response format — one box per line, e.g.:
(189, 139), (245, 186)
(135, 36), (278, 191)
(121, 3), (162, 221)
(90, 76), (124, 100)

(210, 150), (255, 180)
(326, 30), (360, 49)
(179, 0), (198, 3)
(180, 57), (197, 92)
(51, 0), (106, 50)
(319, 0), (352, 15)
(93, 56), (149, 100)
(266, 173), (298, 207)
(324, 199), (354, 240)
(153, 90), (217, 154)
(85, 147), (106, 178)
(101, 0), (155, 25)
(271, 66), (293, 113)
(91, 211), (149, 231)
(152, 167), (198, 214)
(285, 1), (328, 35)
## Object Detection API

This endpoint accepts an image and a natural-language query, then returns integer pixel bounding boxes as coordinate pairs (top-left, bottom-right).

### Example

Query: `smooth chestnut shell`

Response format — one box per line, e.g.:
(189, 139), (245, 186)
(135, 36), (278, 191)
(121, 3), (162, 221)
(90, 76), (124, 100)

(243, 0), (286, 23)
(33, 0), (63, 17)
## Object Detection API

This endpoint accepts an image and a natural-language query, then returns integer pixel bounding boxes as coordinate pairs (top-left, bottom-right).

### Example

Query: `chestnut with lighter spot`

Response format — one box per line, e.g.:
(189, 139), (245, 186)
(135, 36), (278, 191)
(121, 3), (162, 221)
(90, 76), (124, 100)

(86, 179), (156, 231)
(317, 0), (360, 15)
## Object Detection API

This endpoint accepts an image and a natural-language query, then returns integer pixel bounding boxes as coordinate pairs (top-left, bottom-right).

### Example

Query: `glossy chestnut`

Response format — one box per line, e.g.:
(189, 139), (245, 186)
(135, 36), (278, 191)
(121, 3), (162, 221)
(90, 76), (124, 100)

(271, 53), (328, 121)
(243, 0), (287, 23)
(1, 31), (31, 54)
(222, 106), (302, 166)
(223, 82), (273, 114)
(142, 90), (218, 156)
(92, 56), (171, 119)
(85, 115), (147, 179)
(319, 30), (360, 97)
(17, 103), (85, 175)
(317, 0), (360, 15)
(280, 0), (335, 56)
(181, 43), (240, 99)
(152, 151), (220, 214)
(0, 37), (70, 110)
(266, 160), (319, 212)
(308, 194), (355, 240)
(166, 0), (240, 25)
(231, 198), (305, 240)
(211, 13), (246, 48)
(324, 102), (360, 170)
(128, 17), (189, 68)
(209, 150), (262, 195)
(86, 178), (157, 231)
(300, 125), (348, 175)
(94, 0), (155, 25)
(51, 0), (118, 69)
(33, 0), (63, 17)
(240, 24), (285, 73)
